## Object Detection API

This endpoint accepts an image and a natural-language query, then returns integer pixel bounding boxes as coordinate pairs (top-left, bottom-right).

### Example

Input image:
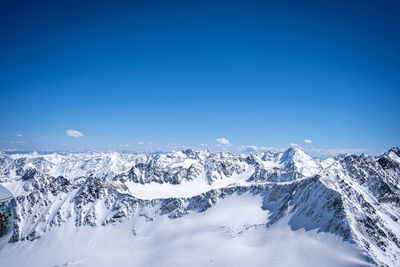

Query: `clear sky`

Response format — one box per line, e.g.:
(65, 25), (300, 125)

(1, 0), (399, 156)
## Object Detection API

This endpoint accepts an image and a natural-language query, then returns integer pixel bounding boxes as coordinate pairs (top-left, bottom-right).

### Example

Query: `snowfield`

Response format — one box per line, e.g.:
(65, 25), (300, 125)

(1, 194), (372, 267)
(124, 167), (255, 199)
(0, 147), (399, 266)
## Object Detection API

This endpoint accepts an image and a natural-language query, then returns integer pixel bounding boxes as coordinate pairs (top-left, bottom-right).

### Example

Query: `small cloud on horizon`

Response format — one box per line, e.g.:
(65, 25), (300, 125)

(66, 129), (84, 138)
(13, 133), (24, 137)
(216, 138), (230, 145)
(146, 141), (157, 146)
(137, 141), (144, 145)
(304, 139), (312, 144)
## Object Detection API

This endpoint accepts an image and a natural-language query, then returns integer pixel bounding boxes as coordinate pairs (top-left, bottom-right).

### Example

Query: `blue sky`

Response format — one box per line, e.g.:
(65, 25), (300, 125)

(1, 0), (399, 156)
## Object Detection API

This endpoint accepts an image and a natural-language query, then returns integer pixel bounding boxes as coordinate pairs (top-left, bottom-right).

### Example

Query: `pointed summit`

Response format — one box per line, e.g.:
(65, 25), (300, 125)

(280, 146), (311, 163)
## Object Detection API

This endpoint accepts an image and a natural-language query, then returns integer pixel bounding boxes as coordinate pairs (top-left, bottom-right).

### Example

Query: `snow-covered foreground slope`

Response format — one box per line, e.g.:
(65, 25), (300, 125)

(1, 194), (372, 267)
(0, 147), (399, 266)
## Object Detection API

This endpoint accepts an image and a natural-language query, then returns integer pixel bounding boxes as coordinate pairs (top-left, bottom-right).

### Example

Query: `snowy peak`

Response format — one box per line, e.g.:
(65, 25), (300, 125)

(389, 146), (400, 157)
(279, 147), (320, 177)
(386, 146), (400, 164)
(280, 147), (312, 165)
(375, 147), (400, 183)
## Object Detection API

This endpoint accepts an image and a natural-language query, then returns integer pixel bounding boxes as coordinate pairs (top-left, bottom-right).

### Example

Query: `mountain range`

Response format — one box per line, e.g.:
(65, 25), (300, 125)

(0, 147), (399, 266)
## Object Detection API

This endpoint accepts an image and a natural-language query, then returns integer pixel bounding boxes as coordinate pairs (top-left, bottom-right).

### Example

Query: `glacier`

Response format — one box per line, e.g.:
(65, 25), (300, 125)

(0, 147), (399, 266)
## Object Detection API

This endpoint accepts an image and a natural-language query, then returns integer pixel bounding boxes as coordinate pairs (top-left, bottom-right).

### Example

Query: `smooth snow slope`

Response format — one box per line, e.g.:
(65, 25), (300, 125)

(124, 167), (255, 199)
(0, 193), (372, 267)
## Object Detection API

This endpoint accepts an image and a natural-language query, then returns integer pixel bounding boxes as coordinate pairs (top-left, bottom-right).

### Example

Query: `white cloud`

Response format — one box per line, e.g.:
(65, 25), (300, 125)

(66, 129), (84, 138)
(13, 133), (23, 137)
(147, 141), (157, 146)
(216, 138), (230, 145)
(304, 139), (312, 144)
(200, 144), (208, 147)
(137, 141), (144, 145)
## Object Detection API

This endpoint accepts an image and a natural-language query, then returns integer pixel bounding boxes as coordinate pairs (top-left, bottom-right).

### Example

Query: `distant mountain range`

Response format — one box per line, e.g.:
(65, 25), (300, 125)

(0, 147), (399, 266)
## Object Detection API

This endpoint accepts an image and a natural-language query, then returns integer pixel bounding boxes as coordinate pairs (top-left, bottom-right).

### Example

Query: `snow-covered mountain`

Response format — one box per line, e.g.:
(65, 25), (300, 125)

(0, 147), (399, 266)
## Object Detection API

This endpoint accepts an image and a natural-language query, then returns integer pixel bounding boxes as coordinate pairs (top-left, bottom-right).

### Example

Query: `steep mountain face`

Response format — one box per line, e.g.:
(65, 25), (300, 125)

(0, 148), (399, 266)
